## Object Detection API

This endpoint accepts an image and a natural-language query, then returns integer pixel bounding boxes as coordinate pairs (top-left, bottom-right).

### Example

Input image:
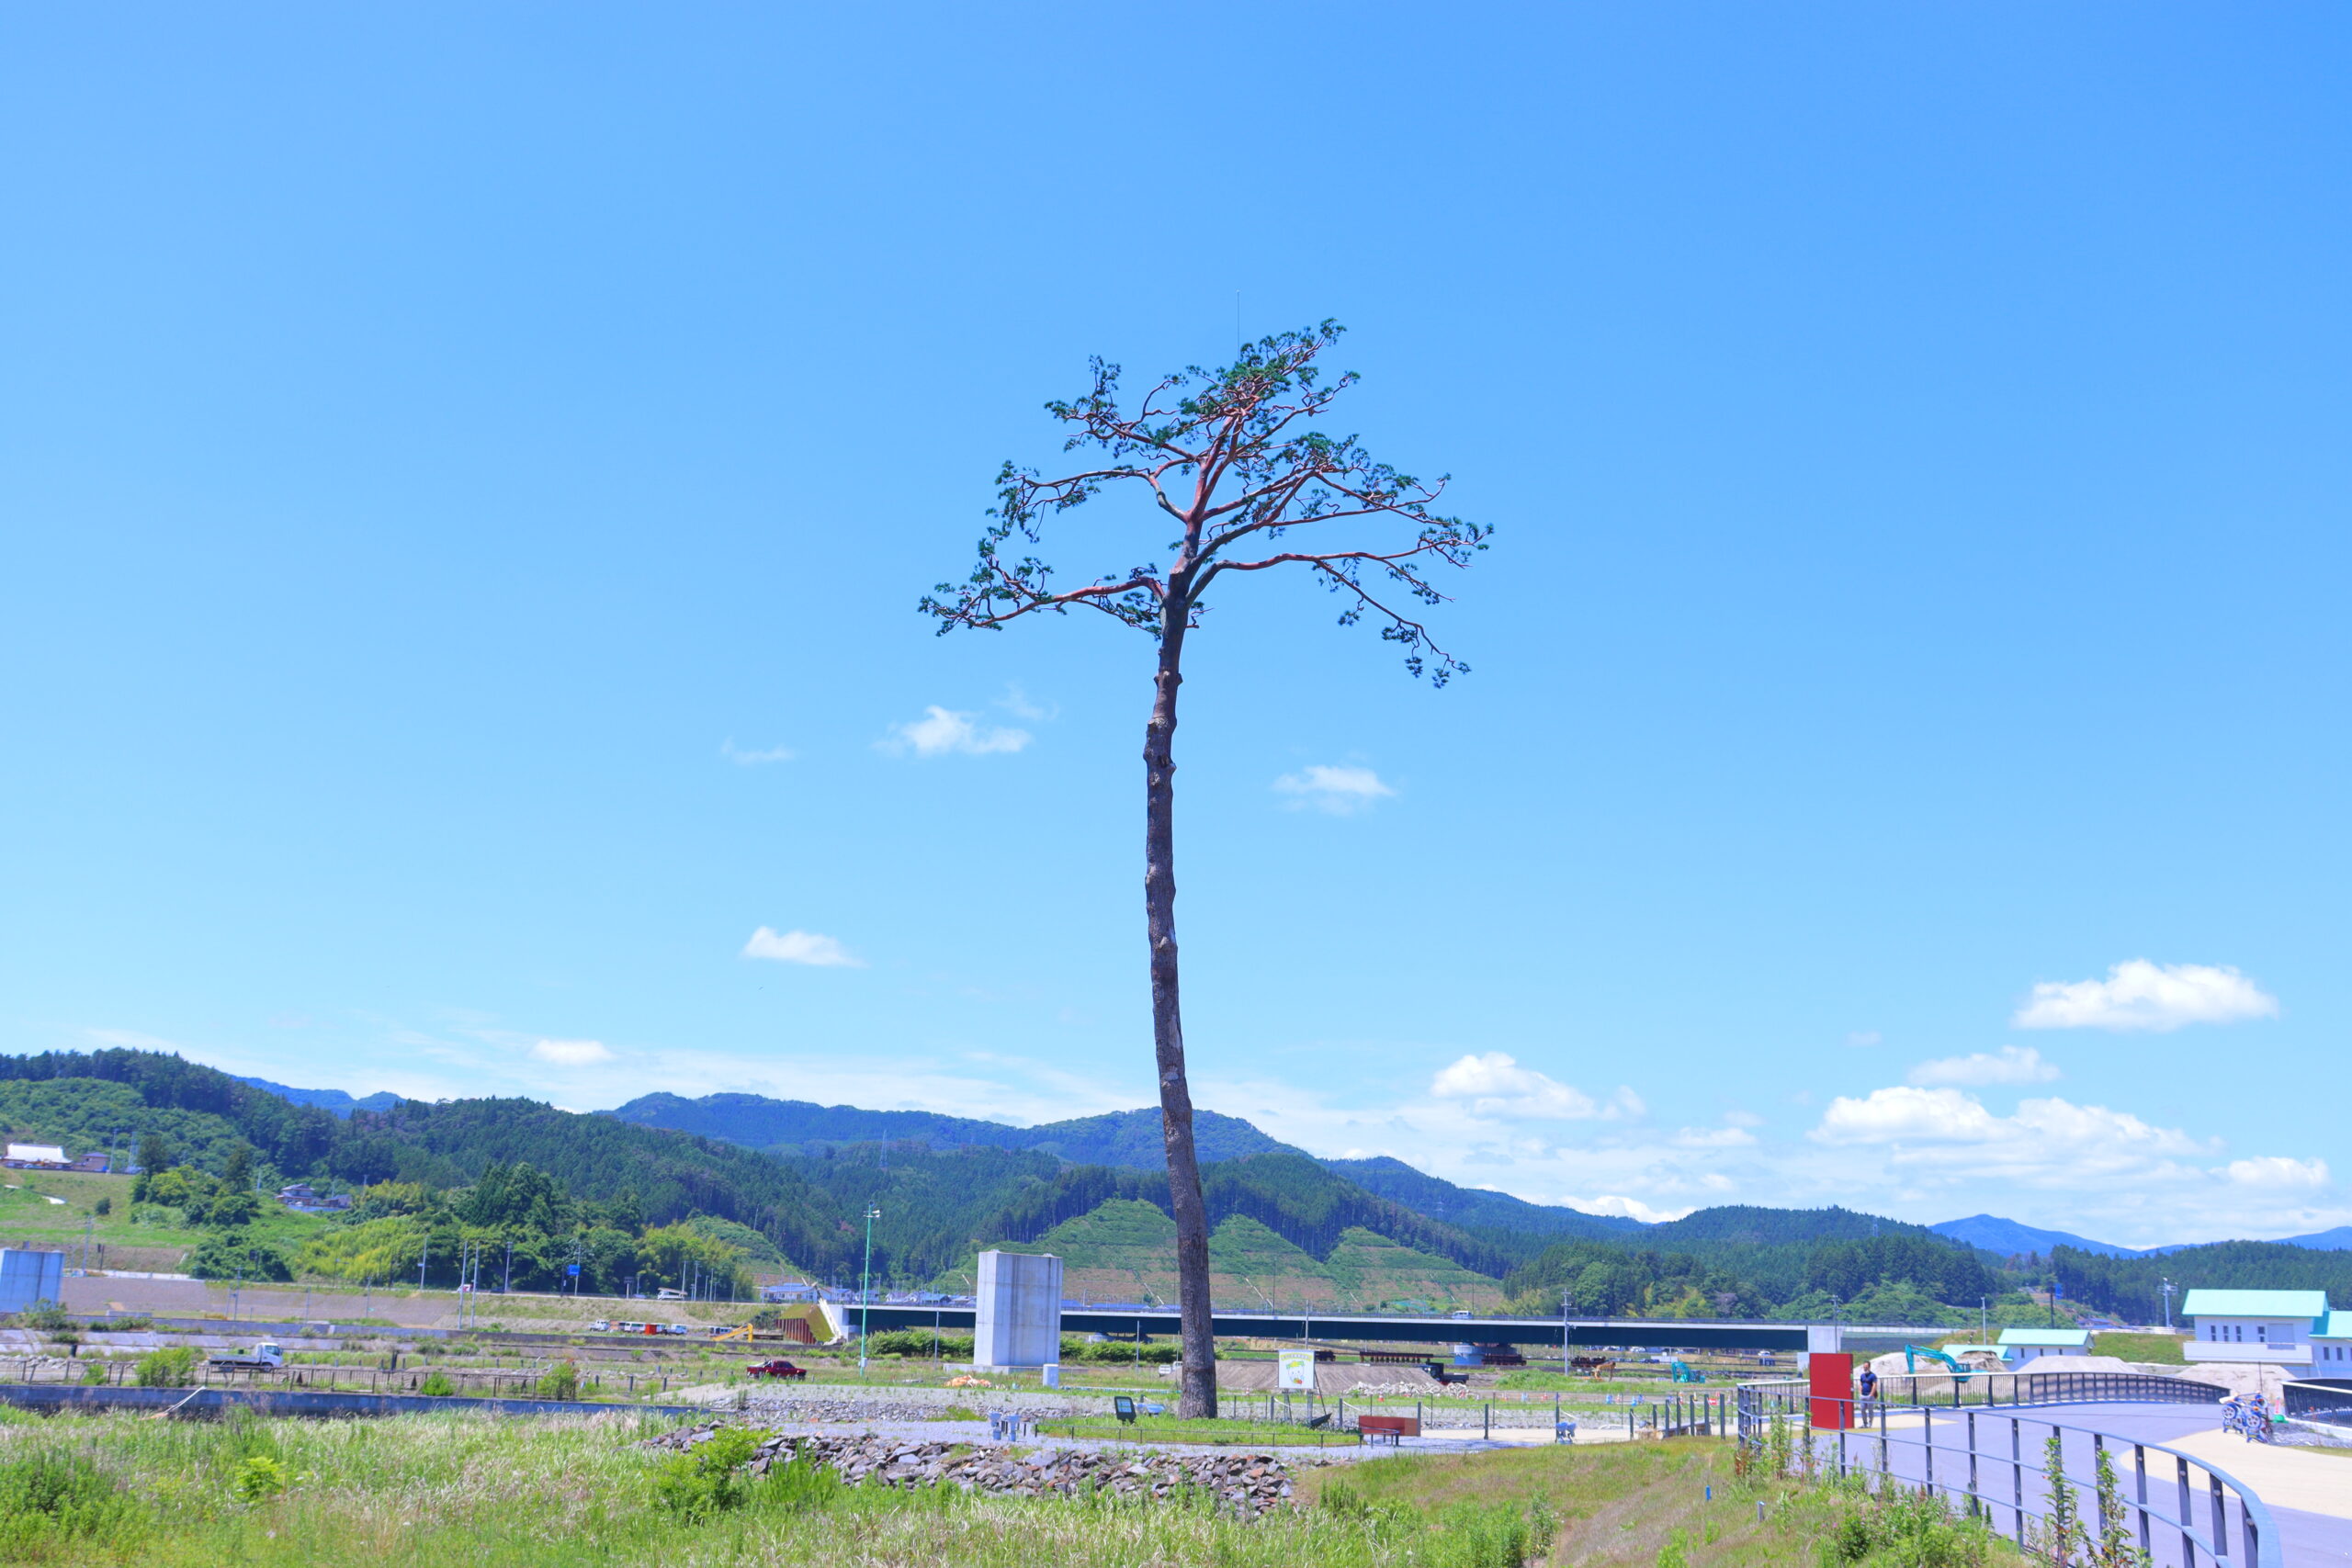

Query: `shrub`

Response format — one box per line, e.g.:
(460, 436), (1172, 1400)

(134, 1347), (196, 1388)
(652, 1426), (764, 1518)
(419, 1371), (456, 1397)
(536, 1361), (581, 1401)
(0, 1455), (132, 1550)
(18, 1303), (71, 1335)
(92, 1197), (110, 1216)
(232, 1454), (291, 1503)
(186, 1234), (291, 1282)
(79, 1363), (106, 1386)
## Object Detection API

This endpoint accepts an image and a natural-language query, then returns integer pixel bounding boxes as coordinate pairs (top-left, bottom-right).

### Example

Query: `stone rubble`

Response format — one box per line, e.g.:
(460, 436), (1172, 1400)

(643, 1424), (1298, 1515)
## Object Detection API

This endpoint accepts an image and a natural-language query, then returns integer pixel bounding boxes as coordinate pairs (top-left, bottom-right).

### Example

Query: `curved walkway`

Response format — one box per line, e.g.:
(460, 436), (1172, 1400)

(1855, 1401), (2350, 1568)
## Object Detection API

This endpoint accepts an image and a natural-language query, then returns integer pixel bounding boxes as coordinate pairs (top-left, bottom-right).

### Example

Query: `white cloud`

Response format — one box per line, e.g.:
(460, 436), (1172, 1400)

(882, 706), (1030, 758)
(1272, 764), (1396, 815)
(2225, 1156), (2330, 1189)
(1907, 1045), (2061, 1088)
(529, 1039), (614, 1066)
(1674, 1125), (1758, 1148)
(720, 739), (795, 765)
(2012, 960), (2278, 1032)
(1429, 1053), (1638, 1121)
(1564, 1194), (1696, 1224)
(741, 927), (864, 967)
(1723, 1110), (1766, 1128)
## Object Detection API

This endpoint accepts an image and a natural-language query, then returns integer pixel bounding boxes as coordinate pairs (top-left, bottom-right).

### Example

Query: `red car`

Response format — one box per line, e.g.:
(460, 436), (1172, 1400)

(745, 1359), (808, 1381)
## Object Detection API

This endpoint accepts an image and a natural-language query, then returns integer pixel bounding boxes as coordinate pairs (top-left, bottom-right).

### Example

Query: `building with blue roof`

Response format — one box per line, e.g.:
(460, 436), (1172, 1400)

(2181, 1289), (2330, 1369)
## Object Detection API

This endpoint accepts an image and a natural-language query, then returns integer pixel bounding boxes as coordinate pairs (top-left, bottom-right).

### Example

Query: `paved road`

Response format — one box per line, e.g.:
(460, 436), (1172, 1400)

(1817, 1402), (2349, 1568)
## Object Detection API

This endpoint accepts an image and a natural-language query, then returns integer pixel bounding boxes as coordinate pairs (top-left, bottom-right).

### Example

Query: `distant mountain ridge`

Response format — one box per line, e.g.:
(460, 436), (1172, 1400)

(232, 1076), (401, 1118)
(603, 1093), (1301, 1168)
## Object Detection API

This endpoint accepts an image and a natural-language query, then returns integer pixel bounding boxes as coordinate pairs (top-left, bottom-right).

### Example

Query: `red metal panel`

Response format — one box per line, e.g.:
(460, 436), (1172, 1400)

(1808, 1352), (1855, 1429)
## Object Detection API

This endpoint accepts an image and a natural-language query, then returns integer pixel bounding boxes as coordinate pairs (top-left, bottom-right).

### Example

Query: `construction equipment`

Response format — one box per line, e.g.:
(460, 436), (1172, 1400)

(712, 1325), (752, 1342)
(1669, 1360), (1707, 1383)
(1903, 1344), (1972, 1382)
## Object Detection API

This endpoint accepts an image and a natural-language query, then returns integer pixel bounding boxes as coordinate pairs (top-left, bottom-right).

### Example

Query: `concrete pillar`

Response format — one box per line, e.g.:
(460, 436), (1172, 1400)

(974, 1250), (1062, 1369)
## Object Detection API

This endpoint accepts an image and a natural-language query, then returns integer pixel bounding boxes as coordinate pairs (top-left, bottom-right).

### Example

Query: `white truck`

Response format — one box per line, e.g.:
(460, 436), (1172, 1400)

(206, 1342), (286, 1371)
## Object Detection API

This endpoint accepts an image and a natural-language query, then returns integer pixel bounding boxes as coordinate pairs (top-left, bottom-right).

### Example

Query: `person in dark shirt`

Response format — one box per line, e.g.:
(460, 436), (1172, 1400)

(1858, 1366), (1879, 1399)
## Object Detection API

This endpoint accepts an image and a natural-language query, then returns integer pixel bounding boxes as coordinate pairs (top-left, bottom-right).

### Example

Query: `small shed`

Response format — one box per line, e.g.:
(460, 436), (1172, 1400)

(1997, 1327), (2092, 1365)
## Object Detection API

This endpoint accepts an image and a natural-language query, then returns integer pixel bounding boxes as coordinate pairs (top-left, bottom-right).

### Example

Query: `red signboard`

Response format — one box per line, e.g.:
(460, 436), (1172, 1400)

(1807, 1352), (1855, 1429)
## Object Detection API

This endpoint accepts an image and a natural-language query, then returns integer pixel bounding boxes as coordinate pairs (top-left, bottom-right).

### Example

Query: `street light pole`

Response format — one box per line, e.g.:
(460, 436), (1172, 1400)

(859, 1205), (880, 1376)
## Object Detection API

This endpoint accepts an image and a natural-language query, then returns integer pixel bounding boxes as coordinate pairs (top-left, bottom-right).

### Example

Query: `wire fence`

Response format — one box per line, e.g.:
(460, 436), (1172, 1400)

(1737, 1380), (2281, 1568)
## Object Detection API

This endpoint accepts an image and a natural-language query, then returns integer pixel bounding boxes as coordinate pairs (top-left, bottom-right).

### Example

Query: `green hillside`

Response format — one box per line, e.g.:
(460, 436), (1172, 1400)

(959, 1200), (1503, 1312)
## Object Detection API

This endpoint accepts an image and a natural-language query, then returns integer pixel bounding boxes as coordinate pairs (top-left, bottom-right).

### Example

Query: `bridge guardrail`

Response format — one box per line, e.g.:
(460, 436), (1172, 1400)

(1873, 1370), (2226, 1409)
(1738, 1379), (2279, 1568)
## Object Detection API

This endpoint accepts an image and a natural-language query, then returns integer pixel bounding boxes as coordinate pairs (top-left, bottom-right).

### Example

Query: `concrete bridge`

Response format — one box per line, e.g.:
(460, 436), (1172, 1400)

(844, 1303), (1867, 1354)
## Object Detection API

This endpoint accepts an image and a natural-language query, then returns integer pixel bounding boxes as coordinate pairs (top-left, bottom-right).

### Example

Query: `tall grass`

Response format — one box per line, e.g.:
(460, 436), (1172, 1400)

(0, 1411), (1547, 1567)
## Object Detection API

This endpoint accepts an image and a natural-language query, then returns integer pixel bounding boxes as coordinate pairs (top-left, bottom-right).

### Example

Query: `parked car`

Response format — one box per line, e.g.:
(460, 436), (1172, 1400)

(746, 1359), (808, 1381)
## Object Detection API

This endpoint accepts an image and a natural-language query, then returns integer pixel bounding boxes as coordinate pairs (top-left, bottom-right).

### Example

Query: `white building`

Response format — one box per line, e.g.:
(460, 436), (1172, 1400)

(1, 1145), (68, 1170)
(1997, 1326), (2092, 1365)
(2308, 1312), (2352, 1378)
(2182, 1289), (2328, 1367)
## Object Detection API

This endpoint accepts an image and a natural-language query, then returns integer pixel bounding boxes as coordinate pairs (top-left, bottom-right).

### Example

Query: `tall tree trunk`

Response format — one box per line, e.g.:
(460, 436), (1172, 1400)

(1146, 607), (1216, 1418)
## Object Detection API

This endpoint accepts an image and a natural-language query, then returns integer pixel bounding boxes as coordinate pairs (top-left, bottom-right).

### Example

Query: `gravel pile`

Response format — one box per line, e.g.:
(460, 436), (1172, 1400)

(645, 1425), (1299, 1514)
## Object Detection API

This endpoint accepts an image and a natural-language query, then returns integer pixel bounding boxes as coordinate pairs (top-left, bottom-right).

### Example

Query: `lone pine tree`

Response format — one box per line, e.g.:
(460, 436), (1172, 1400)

(923, 321), (1488, 1416)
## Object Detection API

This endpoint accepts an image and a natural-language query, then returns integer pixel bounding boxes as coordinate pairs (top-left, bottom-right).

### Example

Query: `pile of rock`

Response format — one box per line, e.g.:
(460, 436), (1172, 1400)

(644, 1426), (1298, 1515)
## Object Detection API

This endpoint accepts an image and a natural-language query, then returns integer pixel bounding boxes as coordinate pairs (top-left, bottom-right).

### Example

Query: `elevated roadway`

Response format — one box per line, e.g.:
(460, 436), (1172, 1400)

(843, 1303), (1858, 1353)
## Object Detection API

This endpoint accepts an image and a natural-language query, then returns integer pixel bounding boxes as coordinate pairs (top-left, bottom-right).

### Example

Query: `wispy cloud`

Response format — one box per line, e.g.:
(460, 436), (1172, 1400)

(998, 684), (1056, 722)
(720, 739), (795, 765)
(529, 1038), (614, 1066)
(1273, 764), (1396, 815)
(881, 706), (1031, 758)
(1846, 1031), (1883, 1048)
(1564, 1194), (1697, 1224)
(1907, 1045), (2061, 1088)
(2012, 960), (2278, 1032)
(741, 927), (864, 967)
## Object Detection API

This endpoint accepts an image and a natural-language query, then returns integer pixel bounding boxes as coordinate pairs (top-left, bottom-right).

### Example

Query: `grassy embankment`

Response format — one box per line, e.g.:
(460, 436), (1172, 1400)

(0, 1412), (2030, 1567)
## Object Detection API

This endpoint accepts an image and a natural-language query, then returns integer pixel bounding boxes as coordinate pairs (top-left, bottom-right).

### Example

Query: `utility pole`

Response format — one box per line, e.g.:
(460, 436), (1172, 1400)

(859, 1205), (880, 1376)
(419, 1237), (429, 1292)
(2161, 1278), (2176, 1332)
(1561, 1289), (1571, 1376)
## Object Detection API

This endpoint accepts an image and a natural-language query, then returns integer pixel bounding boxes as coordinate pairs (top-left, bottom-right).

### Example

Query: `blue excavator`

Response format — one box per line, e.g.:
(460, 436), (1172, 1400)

(1903, 1344), (1974, 1382)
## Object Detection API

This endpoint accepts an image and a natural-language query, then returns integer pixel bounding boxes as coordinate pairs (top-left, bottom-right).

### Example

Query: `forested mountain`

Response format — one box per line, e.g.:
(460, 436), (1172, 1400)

(1318, 1156), (1645, 1264)
(1930, 1213), (2144, 1259)
(2053, 1241), (2352, 1320)
(9, 1050), (2341, 1320)
(232, 1076), (401, 1118)
(605, 1092), (1296, 1167)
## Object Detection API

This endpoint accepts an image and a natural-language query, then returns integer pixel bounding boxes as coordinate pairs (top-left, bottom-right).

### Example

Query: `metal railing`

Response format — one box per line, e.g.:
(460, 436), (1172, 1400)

(1872, 1370), (2228, 1409)
(2280, 1379), (2352, 1427)
(1738, 1381), (2281, 1568)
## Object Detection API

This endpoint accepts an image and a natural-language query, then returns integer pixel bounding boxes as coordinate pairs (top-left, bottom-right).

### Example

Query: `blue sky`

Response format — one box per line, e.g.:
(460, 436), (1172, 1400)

(4, 4), (2344, 1247)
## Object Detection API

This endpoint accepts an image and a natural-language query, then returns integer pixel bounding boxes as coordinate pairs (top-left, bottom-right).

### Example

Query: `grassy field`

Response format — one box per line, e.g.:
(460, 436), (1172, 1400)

(2091, 1332), (2186, 1364)
(0, 1412), (2030, 1567)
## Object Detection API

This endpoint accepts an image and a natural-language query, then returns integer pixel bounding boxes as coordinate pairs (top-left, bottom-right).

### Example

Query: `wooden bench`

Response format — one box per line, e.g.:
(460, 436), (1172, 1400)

(1356, 1415), (1419, 1446)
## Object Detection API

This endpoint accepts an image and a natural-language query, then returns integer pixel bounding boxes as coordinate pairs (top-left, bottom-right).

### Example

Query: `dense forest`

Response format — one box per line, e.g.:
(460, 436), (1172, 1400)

(2052, 1241), (2352, 1321)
